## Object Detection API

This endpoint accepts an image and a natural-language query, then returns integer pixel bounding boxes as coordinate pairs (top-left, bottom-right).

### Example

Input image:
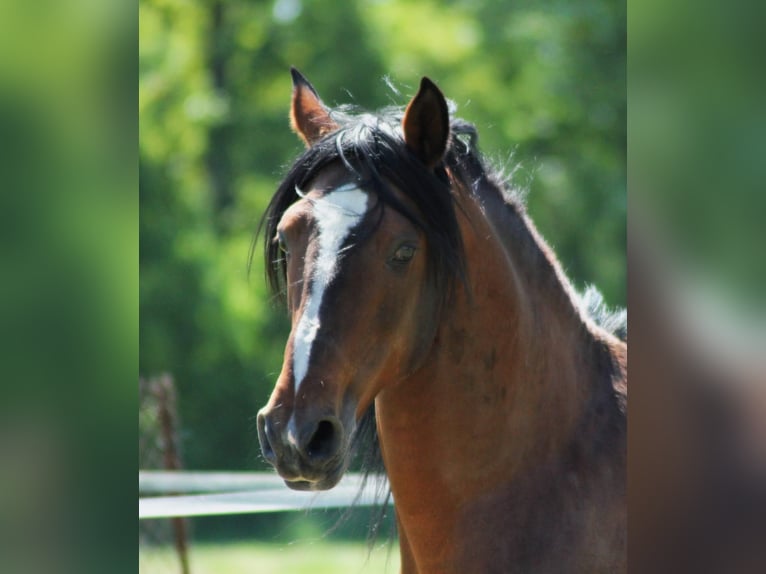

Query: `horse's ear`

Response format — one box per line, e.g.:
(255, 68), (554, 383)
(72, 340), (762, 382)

(402, 77), (450, 168)
(290, 67), (339, 147)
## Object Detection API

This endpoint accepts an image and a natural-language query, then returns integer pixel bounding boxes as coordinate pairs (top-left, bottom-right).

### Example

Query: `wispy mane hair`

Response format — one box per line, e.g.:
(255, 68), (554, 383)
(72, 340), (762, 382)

(255, 108), (495, 308)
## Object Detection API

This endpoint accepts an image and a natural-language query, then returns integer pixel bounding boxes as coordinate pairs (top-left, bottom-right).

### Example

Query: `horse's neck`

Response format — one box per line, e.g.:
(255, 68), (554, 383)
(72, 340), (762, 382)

(375, 184), (624, 572)
(420, 184), (610, 471)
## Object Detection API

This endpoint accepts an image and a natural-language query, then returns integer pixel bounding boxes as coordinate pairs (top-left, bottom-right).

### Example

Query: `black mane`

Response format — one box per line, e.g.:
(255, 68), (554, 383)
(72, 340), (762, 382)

(255, 108), (498, 304)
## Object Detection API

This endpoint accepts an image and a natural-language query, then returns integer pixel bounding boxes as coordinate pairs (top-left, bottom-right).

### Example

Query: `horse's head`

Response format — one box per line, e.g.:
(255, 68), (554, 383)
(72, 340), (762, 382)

(256, 69), (463, 490)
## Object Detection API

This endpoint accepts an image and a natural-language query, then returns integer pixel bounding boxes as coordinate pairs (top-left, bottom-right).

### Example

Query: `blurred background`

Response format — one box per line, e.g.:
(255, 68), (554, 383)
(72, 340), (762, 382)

(139, 0), (624, 569)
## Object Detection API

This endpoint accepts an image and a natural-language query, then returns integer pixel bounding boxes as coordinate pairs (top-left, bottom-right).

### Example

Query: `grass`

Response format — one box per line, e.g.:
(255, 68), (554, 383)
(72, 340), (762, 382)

(139, 539), (400, 574)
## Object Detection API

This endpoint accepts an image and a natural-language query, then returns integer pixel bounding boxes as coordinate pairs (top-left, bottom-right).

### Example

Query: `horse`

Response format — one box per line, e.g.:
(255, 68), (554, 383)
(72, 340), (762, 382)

(255, 68), (627, 573)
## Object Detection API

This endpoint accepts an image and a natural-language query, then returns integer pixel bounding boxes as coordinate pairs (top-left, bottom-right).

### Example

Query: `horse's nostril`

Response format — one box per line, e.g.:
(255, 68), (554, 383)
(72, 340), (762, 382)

(262, 430), (274, 458)
(306, 418), (340, 460)
(257, 412), (276, 461)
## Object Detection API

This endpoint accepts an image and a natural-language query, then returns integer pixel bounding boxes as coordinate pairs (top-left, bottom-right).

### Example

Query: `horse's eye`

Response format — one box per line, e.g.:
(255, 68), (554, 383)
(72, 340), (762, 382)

(392, 244), (416, 263)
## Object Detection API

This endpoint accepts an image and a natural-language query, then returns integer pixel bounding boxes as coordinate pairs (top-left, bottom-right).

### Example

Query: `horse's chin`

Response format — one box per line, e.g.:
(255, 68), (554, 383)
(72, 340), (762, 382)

(283, 469), (345, 491)
(276, 450), (350, 491)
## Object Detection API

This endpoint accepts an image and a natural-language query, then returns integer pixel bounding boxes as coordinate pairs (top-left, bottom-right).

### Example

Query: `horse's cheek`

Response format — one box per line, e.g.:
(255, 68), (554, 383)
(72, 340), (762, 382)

(373, 295), (405, 345)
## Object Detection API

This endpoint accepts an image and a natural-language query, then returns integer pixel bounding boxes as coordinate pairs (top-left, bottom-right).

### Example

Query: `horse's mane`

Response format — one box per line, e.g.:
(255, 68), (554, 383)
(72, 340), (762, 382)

(255, 108), (497, 305)
(580, 285), (628, 342)
(254, 102), (626, 542)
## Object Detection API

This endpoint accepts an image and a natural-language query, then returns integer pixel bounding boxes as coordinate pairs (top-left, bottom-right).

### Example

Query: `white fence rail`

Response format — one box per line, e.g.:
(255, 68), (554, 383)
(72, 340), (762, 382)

(139, 471), (389, 519)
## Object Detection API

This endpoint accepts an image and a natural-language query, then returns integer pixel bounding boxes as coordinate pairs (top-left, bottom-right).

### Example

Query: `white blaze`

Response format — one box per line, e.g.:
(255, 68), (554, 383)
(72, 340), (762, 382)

(292, 184), (368, 391)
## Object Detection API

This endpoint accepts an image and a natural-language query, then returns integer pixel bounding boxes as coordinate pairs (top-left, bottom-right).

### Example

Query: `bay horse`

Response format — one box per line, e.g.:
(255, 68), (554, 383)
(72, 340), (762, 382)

(256, 68), (627, 573)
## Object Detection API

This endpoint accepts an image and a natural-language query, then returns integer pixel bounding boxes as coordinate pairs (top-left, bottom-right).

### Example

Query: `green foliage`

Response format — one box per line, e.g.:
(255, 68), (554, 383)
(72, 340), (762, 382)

(140, 0), (624, 483)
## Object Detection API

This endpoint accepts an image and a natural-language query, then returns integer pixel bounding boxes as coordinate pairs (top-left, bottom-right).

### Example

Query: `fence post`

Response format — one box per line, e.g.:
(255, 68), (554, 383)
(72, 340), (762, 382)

(140, 374), (190, 574)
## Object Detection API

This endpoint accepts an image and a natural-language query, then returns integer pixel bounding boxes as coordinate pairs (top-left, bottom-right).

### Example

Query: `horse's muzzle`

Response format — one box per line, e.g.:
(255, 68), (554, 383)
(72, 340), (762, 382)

(256, 408), (348, 490)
